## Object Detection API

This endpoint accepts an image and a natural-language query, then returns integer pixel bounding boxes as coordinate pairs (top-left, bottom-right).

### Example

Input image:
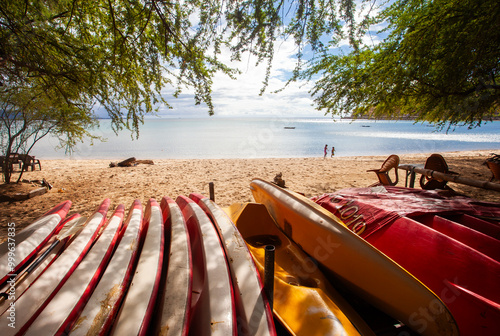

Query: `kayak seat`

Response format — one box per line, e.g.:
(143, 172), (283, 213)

(419, 153), (458, 190)
(367, 154), (400, 186)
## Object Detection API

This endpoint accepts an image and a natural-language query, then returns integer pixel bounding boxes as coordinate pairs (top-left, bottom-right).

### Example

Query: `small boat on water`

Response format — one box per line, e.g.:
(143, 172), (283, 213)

(313, 186), (500, 336)
(284, 126), (295, 129)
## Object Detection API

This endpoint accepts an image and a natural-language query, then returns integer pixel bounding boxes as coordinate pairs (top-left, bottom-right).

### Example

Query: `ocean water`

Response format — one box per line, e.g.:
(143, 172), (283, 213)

(32, 117), (500, 160)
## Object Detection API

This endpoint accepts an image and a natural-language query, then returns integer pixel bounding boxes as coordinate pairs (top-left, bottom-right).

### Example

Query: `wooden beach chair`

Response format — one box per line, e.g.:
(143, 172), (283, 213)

(419, 153), (458, 190)
(20, 154), (42, 171)
(0, 154), (22, 172)
(367, 154), (400, 186)
(484, 154), (500, 182)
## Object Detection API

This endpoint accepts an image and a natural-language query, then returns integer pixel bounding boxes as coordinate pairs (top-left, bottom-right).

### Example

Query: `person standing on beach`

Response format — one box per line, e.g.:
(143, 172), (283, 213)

(331, 146), (335, 157)
(324, 144), (328, 159)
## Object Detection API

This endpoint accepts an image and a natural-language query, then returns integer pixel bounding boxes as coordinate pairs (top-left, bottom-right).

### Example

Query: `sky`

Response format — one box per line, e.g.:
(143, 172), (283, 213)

(155, 38), (321, 119)
(121, 1), (387, 119)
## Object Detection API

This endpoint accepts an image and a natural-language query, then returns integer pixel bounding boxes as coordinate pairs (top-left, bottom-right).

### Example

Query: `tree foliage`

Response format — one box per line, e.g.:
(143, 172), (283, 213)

(303, 0), (500, 128)
(0, 0), (498, 181)
(0, 79), (97, 182)
(0, 0), (238, 133)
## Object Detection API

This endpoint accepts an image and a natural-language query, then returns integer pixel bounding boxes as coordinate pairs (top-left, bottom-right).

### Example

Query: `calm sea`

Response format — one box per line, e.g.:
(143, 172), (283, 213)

(32, 117), (500, 160)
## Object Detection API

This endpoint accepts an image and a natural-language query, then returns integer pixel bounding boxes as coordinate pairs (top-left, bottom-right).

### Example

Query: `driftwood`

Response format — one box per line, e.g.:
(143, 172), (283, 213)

(273, 172), (286, 188)
(109, 157), (154, 168)
(399, 164), (500, 192)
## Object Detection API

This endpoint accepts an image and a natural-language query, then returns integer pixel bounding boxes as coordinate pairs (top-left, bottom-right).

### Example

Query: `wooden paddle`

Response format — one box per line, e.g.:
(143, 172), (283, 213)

(0, 216), (87, 305)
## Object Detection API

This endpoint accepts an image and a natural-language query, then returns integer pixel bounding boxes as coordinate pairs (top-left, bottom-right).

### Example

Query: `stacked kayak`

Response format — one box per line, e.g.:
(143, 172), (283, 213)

(6, 180), (500, 335)
(189, 193), (276, 335)
(0, 201), (72, 288)
(0, 196), (276, 335)
(313, 185), (500, 336)
(224, 201), (374, 335)
(250, 179), (459, 336)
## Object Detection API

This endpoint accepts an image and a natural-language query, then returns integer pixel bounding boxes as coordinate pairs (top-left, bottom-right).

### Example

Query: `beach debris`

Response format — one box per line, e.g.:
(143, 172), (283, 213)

(273, 172), (286, 188)
(109, 157), (154, 168)
(21, 178), (53, 190)
(0, 181), (48, 202)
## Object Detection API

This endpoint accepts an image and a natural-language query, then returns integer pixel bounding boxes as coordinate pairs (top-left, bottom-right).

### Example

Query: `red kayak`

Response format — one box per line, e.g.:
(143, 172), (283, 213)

(0, 200), (72, 287)
(314, 186), (500, 336)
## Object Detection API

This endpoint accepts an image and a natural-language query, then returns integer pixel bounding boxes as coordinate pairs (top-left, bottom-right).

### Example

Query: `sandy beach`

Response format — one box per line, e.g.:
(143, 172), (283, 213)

(1, 150), (499, 241)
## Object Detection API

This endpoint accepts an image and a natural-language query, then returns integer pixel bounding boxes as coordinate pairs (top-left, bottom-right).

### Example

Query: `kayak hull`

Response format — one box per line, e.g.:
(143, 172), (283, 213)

(25, 204), (125, 335)
(225, 201), (375, 336)
(0, 200), (72, 287)
(157, 196), (192, 336)
(0, 199), (110, 335)
(250, 179), (458, 336)
(189, 193), (276, 336)
(315, 186), (500, 336)
(70, 200), (145, 336)
(111, 199), (164, 336)
(176, 196), (236, 336)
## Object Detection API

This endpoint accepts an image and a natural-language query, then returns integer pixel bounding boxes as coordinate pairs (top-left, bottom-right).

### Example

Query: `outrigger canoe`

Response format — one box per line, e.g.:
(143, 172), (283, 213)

(0, 200), (72, 287)
(70, 200), (145, 336)
(176, 196), (236, 336)
(189, 193), (276, 336)
(156, 196), (192, 336)
(0, 199), (110, 334)
(314, 186), (500, 336)
(111, 199), (164, 336)
(24, 204), (125, 335)
(225, 201), (375, 336)
(250, 179), (458, 336)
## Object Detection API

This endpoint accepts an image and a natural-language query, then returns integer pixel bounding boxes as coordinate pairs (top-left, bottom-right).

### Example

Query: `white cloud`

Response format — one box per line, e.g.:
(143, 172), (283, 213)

(151, 2), (391, 119)
(158, 37), (319, 118)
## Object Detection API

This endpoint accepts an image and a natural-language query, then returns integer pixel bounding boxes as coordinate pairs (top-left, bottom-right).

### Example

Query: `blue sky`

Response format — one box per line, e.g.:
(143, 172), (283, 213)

(101, 1), (388, 119)
(155, 1), (388, 119)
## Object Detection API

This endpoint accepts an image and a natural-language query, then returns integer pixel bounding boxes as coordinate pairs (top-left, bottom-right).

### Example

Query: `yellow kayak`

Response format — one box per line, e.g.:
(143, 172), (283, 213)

(250, 179), (458, 336)
(225, 202), (375, 336)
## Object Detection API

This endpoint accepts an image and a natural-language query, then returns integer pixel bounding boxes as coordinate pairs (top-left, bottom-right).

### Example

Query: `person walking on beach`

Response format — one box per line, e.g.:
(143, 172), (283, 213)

(324, 144), (328, 159)
(331, 146), (335, 157)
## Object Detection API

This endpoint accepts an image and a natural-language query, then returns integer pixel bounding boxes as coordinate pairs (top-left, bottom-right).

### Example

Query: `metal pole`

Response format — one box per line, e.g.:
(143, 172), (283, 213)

(264, 245), (275, 311)
(209, 182), (215, 202)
